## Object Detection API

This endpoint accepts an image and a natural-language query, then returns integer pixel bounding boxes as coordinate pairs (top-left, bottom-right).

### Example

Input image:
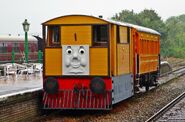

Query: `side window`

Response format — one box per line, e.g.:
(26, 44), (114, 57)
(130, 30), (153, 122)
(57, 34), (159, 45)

(14, 43), (20, 52)
(0, 43), (3, 53)
(2, 43), (7, 53)
(48, 26), (60, 46)
(92, 25), (108, 46)
(28, 43), (32, 52)
(118, 26), (130, 44)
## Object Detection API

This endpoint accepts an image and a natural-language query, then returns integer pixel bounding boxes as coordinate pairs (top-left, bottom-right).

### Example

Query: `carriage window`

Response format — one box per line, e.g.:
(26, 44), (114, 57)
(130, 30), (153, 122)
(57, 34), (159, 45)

(14, 43), (20, 52)
(118, 26), (129, 43)
(92, 25), (108, 46)
(0, 43), (7, 53)
(0, 43), (3, 53)
(48, 26), (60, 46)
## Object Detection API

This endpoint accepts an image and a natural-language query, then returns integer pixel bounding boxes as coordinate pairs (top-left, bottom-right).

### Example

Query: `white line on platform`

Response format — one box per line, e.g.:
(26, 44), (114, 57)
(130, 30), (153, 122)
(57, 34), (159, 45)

(0, 87), (42, 100)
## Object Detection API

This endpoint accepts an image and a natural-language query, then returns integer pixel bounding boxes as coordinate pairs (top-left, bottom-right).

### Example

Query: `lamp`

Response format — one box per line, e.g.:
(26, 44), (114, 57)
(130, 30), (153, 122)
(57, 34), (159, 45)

(22, 19), (30, 63)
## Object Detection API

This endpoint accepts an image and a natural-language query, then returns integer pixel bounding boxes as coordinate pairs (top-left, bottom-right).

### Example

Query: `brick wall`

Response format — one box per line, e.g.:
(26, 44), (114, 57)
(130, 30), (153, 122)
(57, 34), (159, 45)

(0, 90), (42, 122)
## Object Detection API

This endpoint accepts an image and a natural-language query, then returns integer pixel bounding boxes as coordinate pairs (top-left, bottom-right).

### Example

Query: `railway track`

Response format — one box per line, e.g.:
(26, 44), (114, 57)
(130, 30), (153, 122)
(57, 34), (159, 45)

(157, 65), (185, 86)
(160, 65), (185, 77)
(146, 92), (185, 122)
(137, 65), (185, 93)
(36, 64), (185, 122)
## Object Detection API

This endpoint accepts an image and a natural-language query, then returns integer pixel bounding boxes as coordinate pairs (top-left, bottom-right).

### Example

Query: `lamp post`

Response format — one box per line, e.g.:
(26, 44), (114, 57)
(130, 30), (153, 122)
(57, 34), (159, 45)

(22, 19), (30, 63)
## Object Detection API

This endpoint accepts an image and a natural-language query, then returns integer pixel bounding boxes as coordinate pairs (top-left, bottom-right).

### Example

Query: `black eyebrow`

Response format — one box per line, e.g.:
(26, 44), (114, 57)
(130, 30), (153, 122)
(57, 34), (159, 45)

(67, 46), (71, 49)
(79, 46), (84, 49)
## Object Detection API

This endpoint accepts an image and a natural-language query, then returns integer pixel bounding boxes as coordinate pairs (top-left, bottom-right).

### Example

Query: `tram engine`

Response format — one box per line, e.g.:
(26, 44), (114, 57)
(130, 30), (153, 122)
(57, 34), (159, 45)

(42, 15), (160, 110)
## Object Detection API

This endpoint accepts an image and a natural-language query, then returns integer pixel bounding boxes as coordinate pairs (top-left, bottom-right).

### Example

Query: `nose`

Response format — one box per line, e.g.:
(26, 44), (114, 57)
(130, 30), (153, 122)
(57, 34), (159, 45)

(72, 52), (80, 61)
(73, 52), (78, 57)
(72, 57), (78, 61)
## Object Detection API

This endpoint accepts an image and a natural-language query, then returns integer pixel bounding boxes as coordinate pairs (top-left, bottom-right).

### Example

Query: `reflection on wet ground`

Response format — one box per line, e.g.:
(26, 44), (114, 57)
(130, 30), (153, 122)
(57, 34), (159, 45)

(0, 73), (42, 96)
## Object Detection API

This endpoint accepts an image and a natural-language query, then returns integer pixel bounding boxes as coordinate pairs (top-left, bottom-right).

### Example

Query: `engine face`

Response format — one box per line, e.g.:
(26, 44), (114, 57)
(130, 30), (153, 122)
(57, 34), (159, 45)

(62, 45), (89, 75)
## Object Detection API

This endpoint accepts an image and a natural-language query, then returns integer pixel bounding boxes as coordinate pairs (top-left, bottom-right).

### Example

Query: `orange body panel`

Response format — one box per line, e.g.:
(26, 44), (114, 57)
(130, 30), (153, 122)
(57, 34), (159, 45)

(90, 48), (108, 76)
(117, 44), (130, 75)
(110, 24), (117, 76)
(45, 48), (62, 76)
(119, 26), (128, 43)
(61, 26), (92, 45)
(137, 32), (160, 74)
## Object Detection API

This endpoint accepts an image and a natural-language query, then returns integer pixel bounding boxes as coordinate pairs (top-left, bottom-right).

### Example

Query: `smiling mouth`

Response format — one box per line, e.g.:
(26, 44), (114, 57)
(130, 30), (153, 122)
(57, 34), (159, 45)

(69, 69), (83, 73)
(71, 62), (80, 68)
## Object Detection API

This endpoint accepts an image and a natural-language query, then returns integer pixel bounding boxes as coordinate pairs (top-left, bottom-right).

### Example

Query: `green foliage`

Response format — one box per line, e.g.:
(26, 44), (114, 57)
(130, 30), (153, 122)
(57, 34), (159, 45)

(164, 15), (185, 57)
(112, 10), (139, 25)
(112, 9), (185, 58)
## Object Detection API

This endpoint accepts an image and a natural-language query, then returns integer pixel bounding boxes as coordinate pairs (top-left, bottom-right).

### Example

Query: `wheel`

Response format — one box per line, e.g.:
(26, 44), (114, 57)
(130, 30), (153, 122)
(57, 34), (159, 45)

(150, 75), (158, 86)
(90, 77), (105, 94)
(145, 74), (150, 91)
(139, 76), (145, 88)
(145, 84), (149, 91)
(44, 77), (58, 94)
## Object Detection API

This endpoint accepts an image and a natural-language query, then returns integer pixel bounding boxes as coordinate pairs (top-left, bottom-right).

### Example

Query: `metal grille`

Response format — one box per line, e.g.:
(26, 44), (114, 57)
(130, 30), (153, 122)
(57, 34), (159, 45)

(43, 89), (112, 110)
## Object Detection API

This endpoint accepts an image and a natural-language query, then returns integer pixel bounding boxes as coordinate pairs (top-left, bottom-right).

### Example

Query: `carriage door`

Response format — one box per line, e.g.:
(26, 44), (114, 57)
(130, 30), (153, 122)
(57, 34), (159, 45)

(117, 26), (130, 75)
(113, 26), (133, 104)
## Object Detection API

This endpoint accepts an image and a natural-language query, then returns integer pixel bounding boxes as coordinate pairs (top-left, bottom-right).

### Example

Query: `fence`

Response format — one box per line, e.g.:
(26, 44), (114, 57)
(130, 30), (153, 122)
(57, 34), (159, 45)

(0, 50), (43, 64)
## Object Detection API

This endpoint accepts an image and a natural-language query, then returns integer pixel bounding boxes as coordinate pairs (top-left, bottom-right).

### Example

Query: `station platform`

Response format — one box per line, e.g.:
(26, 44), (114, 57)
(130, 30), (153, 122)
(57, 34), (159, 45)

(0, 74), (42, 98)
(0, 74), (43, 122)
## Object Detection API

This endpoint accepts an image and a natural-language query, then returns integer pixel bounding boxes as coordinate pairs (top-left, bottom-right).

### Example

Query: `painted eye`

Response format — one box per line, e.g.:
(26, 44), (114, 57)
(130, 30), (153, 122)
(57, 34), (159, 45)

(66, 48), (72, 55)
(79, 48), (85, 55)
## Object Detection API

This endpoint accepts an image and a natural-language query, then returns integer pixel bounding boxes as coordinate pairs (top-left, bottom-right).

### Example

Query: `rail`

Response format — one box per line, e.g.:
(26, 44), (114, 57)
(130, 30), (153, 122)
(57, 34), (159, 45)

(146, 91), (185, 122)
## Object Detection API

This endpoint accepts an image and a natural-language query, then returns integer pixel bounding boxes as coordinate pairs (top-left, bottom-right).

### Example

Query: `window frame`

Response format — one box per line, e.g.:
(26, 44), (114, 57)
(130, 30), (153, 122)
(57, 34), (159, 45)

(13, 42), (20, 52)
(117, 26), (130, 44)
(47, 26), (61, 46)
(92, 24), (109, 47)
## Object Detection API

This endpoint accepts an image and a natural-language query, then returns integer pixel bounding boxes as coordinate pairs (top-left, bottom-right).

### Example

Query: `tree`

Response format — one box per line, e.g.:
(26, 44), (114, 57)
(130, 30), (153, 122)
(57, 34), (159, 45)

(112, 10), (139, 25)
(138, 9), (166, 37)
(112, 9), (167, 56)
(112, 9), (185, 58)
(164, 15), (185, 57)
(137, 9), (167, 56)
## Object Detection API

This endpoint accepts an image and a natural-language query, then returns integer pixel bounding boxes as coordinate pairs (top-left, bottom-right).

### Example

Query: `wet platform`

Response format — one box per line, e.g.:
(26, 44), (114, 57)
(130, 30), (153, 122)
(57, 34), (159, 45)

(0, 66), (43, 122)
(0, 74), (42, 98)
(0, 74), (42, 122)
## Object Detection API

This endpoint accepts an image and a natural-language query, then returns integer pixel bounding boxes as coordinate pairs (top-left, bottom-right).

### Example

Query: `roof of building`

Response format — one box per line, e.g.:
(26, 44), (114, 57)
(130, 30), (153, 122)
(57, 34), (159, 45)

(0, 35), (38, 42)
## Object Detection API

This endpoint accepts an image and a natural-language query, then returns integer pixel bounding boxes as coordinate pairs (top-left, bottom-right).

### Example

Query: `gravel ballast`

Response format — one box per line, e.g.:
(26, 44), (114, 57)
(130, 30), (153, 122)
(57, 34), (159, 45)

(38, 74), (185, 122)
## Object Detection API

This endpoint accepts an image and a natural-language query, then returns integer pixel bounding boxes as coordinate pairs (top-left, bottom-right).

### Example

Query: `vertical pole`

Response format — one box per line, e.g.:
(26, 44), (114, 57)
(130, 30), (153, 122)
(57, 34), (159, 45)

(38, 50), (42, 63)
(25, 32), (29, 63)
(12, 48), (15, 64)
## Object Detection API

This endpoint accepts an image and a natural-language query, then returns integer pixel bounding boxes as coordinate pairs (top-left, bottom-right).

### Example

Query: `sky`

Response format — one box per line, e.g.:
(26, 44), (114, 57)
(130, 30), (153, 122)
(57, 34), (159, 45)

(0, 0), (185, 36)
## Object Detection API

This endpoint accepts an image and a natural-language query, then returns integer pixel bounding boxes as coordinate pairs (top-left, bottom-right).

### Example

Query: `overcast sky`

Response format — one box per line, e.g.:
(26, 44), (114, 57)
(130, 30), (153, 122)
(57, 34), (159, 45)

(0, 0), (185, 36)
